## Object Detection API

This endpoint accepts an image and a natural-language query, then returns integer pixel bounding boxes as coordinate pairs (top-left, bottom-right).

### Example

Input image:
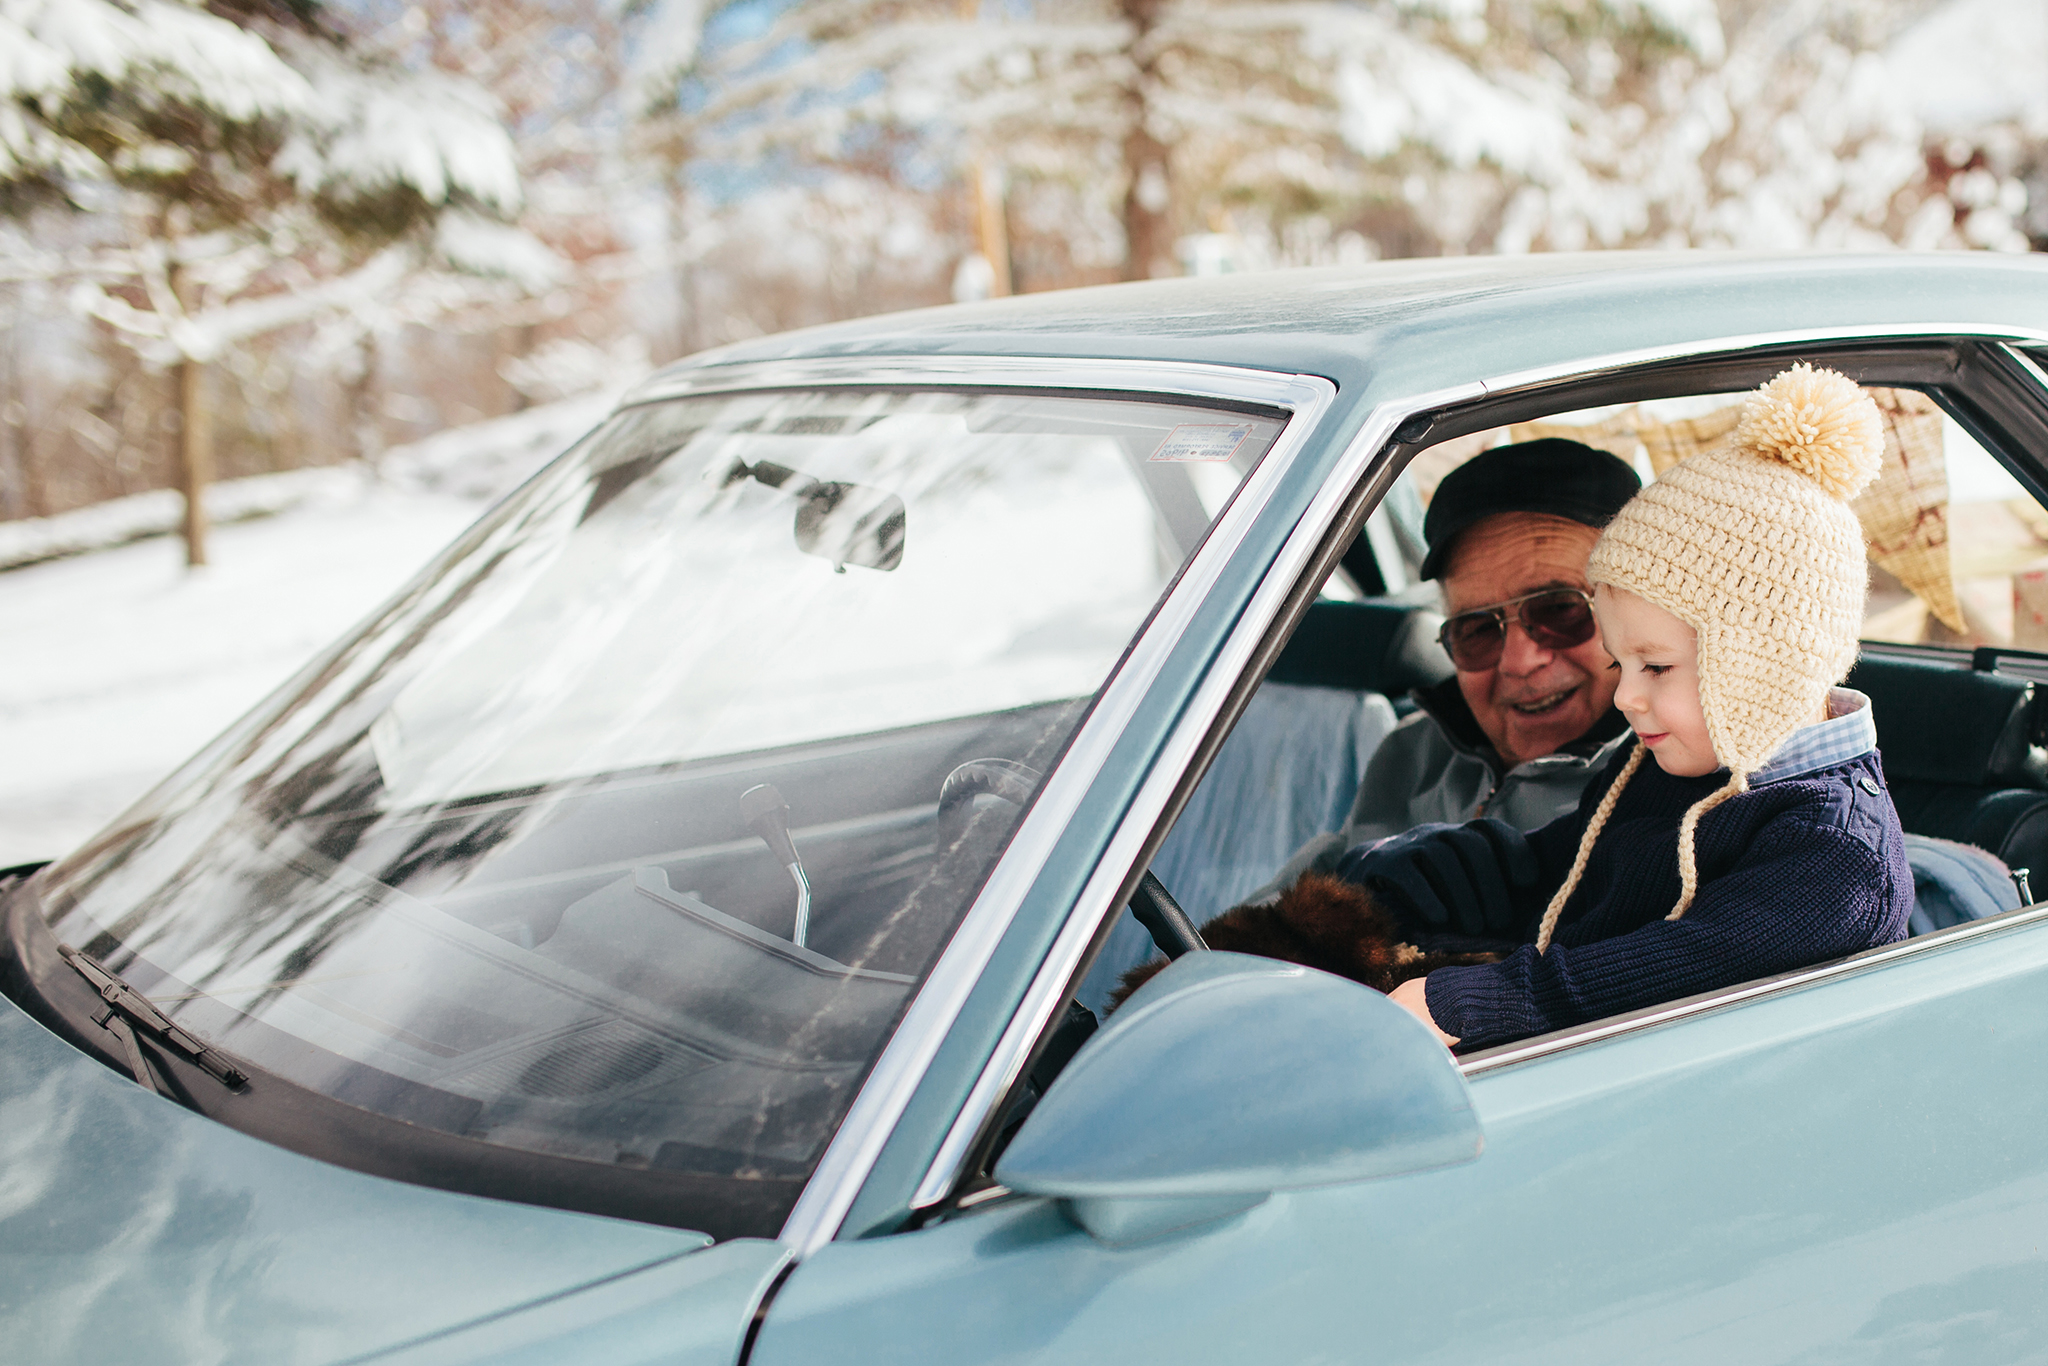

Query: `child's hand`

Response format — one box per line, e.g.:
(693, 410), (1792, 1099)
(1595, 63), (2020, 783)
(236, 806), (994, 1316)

(1389, 976), (1459, 1049)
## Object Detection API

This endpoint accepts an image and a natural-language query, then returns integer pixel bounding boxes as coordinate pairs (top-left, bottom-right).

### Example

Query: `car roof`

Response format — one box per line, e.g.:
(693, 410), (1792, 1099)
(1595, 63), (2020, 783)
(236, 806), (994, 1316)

(634, 251), (2048, 401)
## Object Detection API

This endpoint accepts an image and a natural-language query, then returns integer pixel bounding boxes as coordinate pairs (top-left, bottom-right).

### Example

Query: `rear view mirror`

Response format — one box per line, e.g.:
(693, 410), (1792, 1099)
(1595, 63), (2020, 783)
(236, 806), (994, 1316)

(793, 480), (906, 572)
(738, 460), (906, 572)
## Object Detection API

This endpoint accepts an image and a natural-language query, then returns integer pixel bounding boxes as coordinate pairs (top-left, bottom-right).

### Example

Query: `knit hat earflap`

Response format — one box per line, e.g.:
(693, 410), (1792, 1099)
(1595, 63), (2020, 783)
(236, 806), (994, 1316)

(1534, 364), (1884, 951)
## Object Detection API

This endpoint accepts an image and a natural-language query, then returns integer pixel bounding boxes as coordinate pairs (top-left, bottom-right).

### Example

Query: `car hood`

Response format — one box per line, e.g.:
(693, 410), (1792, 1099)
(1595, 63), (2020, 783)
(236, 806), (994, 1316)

(0, 995), (729, 1365)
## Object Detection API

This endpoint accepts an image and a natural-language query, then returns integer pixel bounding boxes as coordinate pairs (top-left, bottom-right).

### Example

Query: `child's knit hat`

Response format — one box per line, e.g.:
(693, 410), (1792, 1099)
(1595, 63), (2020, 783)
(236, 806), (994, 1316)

(1534, 363), (1885, 950)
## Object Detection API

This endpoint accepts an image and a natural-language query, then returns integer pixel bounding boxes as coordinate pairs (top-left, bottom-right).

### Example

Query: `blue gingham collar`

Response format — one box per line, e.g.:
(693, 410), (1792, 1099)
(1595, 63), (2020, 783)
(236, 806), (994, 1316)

(1747, 687), (1878, 786)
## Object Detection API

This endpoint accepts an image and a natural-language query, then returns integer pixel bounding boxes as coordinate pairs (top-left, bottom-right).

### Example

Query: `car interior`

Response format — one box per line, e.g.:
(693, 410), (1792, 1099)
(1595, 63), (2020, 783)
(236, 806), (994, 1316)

(960, 338), (2048, 1211)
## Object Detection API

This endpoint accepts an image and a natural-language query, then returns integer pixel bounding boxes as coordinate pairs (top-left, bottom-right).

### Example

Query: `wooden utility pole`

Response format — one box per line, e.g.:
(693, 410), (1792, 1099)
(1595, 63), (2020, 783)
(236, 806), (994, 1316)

(972, 163), (1012, 296)
(959, 0), (1011, 296)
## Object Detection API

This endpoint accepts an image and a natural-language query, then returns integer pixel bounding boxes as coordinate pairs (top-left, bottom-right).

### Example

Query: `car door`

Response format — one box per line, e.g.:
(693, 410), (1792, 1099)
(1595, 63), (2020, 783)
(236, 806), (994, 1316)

(748, 332), (2048, 1364)
(748, 909), (2048, 1366)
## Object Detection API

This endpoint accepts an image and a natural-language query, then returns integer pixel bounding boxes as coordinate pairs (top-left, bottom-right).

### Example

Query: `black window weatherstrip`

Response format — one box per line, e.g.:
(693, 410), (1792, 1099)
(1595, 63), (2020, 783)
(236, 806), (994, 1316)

(1956, 343), (2048, 506)
(1413, 339), (1941, 438)
(909, 330), (2048, 1218)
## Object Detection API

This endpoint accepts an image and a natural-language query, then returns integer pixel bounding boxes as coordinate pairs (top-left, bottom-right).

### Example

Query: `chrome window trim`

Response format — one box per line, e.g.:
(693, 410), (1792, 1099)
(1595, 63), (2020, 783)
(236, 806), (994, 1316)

(1460, 900), (2048, 1076)
(619, 356), (1323, 410)
(621, 322), (2048, 413)
(898, 321), (2048, 1221)
(762, 358), (1341, 1257)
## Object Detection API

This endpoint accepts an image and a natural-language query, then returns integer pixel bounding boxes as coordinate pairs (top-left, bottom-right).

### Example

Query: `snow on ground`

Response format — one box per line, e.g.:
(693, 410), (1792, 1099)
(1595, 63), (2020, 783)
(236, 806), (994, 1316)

(0, 393), (611, 869)
(0, 465), (362, 572)
(0, 482), (476, 869)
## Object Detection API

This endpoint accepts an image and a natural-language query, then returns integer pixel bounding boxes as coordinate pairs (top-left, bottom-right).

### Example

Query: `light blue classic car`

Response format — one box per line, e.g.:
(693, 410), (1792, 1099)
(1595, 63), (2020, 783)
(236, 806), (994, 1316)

(10, 253), (2048, 1364)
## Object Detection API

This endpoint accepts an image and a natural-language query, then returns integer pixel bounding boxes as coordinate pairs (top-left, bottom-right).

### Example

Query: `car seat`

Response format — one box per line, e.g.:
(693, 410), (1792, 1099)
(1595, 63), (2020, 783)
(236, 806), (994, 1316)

(1846, 650), (2048, 919)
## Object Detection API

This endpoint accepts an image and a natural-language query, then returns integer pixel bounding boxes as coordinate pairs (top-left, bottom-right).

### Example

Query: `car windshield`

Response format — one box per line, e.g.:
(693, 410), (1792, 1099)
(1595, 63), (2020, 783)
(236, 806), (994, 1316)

(26, 385), (1283, 1238)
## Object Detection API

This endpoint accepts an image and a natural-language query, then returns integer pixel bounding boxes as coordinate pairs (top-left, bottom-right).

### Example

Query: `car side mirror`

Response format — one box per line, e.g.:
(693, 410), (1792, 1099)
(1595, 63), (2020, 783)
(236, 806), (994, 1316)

(994, 952), (1482, 1246)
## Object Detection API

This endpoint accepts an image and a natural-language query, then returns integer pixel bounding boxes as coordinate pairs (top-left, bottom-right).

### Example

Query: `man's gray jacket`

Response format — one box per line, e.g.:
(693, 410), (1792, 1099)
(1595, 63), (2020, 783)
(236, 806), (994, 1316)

(1252, 677), (1634, 900)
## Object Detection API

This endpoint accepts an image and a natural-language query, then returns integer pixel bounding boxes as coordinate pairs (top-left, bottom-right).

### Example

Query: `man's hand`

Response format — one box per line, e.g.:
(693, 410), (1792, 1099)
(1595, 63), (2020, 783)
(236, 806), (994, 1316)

(1389, 976), (1459, 1049)
(1333, 818), (1537, 936)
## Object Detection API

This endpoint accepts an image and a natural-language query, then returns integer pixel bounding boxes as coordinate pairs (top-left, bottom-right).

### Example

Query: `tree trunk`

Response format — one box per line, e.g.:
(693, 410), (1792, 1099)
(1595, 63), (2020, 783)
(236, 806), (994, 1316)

(1121, 124), (1175, 281)
(669, 177), (699, 359)
(0, 321), (23, 520)
(1118, 0), (1174, 282)
(349, 332), (384, 472)
(176, 356), (213, 568)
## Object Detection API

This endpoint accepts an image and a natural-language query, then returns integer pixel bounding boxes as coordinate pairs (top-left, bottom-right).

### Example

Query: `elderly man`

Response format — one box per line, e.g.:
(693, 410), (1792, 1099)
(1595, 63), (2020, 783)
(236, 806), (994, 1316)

(1263, 439), (1641, 891)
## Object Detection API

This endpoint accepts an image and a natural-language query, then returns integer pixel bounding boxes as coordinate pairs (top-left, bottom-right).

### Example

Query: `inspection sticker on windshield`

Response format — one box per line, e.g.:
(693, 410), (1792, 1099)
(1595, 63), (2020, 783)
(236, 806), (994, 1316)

(1149, 423), (1253, 463)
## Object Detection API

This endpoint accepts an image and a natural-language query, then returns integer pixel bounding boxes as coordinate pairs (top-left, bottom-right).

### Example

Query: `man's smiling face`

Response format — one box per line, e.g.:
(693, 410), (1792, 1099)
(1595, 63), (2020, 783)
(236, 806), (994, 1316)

(1441, 513), (1618, 768)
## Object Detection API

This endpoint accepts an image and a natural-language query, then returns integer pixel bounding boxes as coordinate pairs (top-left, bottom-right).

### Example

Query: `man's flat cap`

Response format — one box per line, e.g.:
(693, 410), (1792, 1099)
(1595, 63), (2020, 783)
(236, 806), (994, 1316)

(1419, 438), (1643, 581)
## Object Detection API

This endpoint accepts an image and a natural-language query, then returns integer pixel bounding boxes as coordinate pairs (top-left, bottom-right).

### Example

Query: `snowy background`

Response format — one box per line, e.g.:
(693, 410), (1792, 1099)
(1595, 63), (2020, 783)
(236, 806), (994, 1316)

(2, 0), (2046, 865)
(0, 471), (475, 866)
(0, 396), (603, 866)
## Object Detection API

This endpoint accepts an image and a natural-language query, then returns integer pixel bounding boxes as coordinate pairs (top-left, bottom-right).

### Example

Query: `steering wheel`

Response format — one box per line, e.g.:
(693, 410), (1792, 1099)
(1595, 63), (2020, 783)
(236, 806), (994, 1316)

(937, 759), (1207, 961)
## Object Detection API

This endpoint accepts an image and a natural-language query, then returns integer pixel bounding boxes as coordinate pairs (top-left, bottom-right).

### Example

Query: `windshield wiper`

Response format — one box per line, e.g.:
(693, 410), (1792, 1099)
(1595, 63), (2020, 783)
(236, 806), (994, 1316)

(59, 946), (248, 1095)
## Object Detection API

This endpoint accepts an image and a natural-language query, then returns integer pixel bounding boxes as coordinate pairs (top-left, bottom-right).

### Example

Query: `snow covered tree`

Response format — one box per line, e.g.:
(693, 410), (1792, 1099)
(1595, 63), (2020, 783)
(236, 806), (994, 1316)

(1879, 0), (2046, 253)
(648, 0), (2038, 280)
(1477, 0), (1917, 251)
(642, 0), (1732, 283)
(0, 0), (534, 564)
(1457, 0), (2048, 255)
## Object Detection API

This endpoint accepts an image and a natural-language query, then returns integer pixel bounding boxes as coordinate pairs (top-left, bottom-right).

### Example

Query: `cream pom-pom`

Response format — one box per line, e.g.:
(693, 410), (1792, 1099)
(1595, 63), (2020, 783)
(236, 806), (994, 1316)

(1733, 362), (1884, 500)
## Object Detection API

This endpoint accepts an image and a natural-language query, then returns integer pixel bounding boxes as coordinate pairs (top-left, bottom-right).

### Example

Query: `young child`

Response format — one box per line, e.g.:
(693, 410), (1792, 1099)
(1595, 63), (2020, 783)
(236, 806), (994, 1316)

(1355, 362), (1914, 1051)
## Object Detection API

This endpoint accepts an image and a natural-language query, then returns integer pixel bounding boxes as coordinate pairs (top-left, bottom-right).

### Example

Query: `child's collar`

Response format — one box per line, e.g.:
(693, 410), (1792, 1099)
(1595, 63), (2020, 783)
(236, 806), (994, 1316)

(1747, 688), (1877, 787)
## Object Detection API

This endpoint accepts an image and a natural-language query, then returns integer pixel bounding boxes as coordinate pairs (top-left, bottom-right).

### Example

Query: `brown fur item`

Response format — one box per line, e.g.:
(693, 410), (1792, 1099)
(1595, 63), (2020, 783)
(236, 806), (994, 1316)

(1107, 872), (1504, 1011)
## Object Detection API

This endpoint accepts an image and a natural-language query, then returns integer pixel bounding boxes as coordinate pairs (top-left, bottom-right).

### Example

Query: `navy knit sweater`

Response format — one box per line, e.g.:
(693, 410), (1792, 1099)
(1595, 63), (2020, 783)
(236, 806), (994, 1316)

(1423, 745), (1912, 1052)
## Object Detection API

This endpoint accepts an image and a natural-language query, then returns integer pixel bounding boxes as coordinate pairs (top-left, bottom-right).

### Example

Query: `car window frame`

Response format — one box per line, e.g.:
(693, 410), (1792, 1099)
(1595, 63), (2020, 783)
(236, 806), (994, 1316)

(711, 357), (1344, 1256)
(899, 326), (2048, 1232)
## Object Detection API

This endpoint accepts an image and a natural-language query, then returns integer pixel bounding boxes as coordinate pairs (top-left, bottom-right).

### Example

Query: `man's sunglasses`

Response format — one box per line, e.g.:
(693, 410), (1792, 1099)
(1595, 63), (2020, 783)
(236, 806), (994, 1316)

(1436, 587), (1598, 672)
